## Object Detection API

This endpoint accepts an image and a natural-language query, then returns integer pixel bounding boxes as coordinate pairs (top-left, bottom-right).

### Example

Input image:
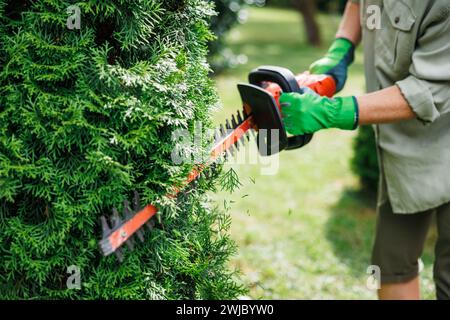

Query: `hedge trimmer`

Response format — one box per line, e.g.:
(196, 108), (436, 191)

(99, 66), (336, 261)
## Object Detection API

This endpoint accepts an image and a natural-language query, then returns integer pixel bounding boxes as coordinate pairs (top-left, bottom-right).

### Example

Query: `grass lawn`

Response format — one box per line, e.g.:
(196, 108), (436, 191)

(212, 7), (436, 299)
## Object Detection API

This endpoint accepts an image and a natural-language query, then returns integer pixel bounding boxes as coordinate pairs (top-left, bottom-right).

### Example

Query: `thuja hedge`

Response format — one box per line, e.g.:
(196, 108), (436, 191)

(0, 0), (244, 299)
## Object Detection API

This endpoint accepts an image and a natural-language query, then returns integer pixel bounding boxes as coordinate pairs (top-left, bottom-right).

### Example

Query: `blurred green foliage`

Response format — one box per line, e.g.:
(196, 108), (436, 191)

(209, 0), (261, 72)
(210, 0), (246, 58)
(208, 0), (348, 72)
(266, 0), (348, 13)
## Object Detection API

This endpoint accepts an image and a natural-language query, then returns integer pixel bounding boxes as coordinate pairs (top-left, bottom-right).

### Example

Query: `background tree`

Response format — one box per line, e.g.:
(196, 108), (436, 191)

(266, 0), (350, 46)
(265, 0), (321, 46)
(291, 0), (321, 46)
(0, 0), (244, 299)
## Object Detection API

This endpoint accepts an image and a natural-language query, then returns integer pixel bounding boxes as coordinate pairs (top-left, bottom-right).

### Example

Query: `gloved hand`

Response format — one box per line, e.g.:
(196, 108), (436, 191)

(309, 38), (355, 93)
(280, 89), (359, 136)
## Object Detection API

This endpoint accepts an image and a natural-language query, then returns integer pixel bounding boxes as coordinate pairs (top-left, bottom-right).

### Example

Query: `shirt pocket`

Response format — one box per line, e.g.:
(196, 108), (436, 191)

(376, 0), (416, 75)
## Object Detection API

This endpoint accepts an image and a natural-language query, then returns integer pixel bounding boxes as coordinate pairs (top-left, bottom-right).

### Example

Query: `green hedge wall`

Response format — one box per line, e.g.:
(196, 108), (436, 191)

(0, 0), (243, 299)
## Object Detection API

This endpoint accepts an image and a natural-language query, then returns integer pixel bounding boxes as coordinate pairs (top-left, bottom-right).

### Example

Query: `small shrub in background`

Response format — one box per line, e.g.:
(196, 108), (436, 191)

(351, 126), (379, 192)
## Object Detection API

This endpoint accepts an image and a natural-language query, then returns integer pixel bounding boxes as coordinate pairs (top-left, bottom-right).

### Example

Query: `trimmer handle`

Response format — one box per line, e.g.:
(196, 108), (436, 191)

(296, 72), (336, 98)
(248, 66), (336, 152)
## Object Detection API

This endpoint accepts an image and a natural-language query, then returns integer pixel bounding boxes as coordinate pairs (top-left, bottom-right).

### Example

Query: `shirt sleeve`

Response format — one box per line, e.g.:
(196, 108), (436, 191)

(396, 7), (450, 124)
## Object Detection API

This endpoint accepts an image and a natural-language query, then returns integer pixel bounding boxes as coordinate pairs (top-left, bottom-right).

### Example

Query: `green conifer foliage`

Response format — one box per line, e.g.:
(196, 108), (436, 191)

(0, 0), (244, 299)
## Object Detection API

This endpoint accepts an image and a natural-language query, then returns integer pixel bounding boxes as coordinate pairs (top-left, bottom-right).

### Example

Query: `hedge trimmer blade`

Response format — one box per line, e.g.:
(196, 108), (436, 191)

(98, 65), (337, 261)
(98, 109), (254, 261)
(99, 191), (157, 261)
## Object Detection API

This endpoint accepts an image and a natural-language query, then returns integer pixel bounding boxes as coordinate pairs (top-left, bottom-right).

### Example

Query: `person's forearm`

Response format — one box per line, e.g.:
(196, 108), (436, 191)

(357, 86), (415, 125)
(336, 1), (361, 45)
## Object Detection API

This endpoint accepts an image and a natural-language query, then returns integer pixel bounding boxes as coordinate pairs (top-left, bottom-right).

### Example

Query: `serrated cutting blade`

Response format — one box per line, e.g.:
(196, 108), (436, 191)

(99, 109), (255, 260)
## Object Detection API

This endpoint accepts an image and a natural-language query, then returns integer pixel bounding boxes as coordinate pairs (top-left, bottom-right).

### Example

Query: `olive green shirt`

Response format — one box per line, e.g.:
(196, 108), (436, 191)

(352, 0), (450, 213)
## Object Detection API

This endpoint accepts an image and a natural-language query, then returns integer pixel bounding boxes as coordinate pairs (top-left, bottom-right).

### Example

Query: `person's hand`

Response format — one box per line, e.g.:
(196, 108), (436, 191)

(280, 90), (359, 136)
(309, 38), (355, 93)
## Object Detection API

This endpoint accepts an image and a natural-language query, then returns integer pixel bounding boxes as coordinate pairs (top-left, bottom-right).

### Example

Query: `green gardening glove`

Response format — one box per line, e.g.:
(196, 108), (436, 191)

(280, 90), (359, 136)
(309, 38), (355, 93)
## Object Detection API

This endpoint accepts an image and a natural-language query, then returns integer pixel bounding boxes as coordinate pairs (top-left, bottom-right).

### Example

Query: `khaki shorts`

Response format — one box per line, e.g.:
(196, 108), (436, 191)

(372, 199), (450, 300)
